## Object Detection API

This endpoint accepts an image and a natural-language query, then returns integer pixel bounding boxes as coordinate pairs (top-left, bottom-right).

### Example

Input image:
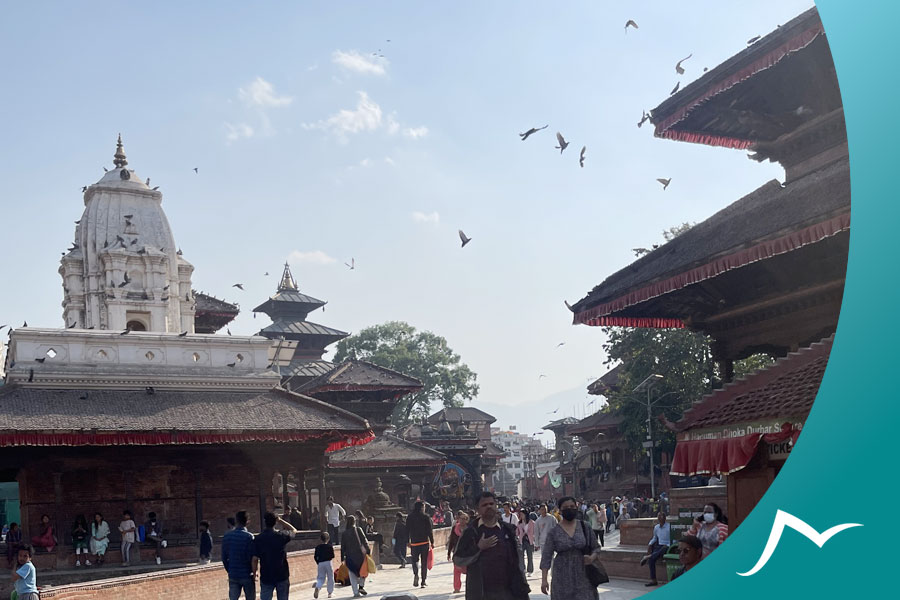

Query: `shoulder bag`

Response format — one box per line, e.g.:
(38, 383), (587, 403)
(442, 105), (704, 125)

(579, 521), (609, 586)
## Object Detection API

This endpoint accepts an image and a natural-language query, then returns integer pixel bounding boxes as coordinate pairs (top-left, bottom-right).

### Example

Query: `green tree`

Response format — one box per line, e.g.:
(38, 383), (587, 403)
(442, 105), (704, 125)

(333, 321), (479, 426)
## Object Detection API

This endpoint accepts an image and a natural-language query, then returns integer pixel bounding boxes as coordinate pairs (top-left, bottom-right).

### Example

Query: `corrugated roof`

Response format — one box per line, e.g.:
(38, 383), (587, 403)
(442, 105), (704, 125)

(0, 386), (369, 433)
(675, 336), (833, 432)
(427, 407), (496, 425)
(259, 320), (348, 338)
(568, 410), (623, 435)
(297, 360), (423, 393)
(253, 290), (327, 313)
(194, 293), (239, 314)
(283, 360), (335, 379)
(328, 434), (446, 467)
(570, 158), (849, 315)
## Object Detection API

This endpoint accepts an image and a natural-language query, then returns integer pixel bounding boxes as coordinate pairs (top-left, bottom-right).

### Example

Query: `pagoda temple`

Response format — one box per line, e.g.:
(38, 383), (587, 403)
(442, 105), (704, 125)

(568, 6), (845, 530)
(253, 263), (348, 383)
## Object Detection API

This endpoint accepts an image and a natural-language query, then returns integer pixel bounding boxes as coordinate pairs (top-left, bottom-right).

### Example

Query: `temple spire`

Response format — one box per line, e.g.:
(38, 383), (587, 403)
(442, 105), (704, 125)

(278, 262), (298, 291)
(113, 133), (128, 168)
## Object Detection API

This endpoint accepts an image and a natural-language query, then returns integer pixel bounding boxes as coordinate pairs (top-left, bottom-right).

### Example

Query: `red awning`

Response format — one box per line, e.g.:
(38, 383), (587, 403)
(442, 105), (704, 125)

(669, 423), (800, 476)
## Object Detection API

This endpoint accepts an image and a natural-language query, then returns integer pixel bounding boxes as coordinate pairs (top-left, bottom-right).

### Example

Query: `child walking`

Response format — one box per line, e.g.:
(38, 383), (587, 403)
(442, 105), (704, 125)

(313, 532), (335, 599)
(11, 544), (40, 600)
(119, 510), (136, 566)
(198, 520), (213, 564)
(72, 515), (91, 566)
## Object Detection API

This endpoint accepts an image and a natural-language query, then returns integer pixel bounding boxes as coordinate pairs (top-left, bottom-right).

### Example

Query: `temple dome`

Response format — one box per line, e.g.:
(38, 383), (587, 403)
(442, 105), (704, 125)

(59, 135), (195, 333)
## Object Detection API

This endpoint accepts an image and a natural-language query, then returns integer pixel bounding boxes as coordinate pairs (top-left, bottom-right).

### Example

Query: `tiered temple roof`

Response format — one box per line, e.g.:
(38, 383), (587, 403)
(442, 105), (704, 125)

(193, 292), (239, 333)
(254, 263), (348, 382)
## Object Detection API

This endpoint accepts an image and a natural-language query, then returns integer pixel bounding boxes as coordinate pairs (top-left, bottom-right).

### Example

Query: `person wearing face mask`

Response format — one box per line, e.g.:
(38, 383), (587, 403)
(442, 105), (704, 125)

(686, 503), (729, 558)
(539, 497), (603, 600)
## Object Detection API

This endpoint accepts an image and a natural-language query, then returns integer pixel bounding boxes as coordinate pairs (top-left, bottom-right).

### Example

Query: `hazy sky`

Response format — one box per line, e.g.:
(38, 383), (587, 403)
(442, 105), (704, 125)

(0, 0), (815, 439)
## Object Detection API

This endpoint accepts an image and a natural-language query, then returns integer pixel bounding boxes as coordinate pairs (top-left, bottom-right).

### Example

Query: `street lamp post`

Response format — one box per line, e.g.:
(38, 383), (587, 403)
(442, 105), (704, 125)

(633, 374), (664, 498)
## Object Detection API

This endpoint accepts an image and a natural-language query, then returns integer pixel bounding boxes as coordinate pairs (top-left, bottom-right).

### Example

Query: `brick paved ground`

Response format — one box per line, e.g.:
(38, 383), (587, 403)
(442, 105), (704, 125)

(290, 543), (649, 600)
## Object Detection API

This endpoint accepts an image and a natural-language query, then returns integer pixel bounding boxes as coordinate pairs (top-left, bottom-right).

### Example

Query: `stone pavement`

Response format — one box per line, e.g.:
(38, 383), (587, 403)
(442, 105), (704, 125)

(291, 547), (650, 600)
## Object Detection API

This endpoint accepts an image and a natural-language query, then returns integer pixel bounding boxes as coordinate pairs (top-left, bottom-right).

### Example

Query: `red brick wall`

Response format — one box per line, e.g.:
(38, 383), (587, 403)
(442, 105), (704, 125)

(41, 532), (454, 600)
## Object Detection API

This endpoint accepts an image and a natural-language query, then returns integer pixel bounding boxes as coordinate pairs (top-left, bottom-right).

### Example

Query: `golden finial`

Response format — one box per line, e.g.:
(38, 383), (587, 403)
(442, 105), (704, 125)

(113, 133), (128, 168)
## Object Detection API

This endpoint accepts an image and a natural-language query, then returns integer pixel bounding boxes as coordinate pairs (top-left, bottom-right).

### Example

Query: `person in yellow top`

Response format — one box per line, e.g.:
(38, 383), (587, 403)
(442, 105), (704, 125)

(551, 508), (562, 522)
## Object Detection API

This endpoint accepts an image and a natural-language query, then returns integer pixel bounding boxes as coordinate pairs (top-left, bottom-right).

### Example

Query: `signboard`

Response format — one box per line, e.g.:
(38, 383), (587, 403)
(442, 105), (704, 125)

(671, 506), (705, 541)
(677, 419), (805, 442)
(671, 475), (708, 489)
(766, 439), (793, 460)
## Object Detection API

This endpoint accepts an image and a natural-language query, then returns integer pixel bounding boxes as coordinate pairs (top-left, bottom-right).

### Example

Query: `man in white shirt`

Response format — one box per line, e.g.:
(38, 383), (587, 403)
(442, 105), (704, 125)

(707, 473), (723, 486)
(639, 512), (672, 587)
(533, 504), (558, 550)
(501, 502), (519, 526)
(324, 496), (345, 546)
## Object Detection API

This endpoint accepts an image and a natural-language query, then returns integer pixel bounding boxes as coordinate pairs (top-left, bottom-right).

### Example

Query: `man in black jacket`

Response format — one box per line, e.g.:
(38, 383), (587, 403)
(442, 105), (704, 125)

(405, 501), (434, 588)
(454, 492), (530, 600)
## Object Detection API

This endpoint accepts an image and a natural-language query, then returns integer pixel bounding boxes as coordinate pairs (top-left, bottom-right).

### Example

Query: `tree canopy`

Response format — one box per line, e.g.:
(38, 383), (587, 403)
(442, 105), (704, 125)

(333, 321), (479, 426)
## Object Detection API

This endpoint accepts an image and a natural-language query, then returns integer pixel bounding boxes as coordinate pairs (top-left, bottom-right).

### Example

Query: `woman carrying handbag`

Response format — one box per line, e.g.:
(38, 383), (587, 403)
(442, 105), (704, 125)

(340, 515), (371, 598)
(539, 497), (607, 600)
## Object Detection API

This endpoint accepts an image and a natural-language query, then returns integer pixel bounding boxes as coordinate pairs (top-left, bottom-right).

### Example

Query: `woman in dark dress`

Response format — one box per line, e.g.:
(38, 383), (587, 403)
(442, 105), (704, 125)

(540, 496), (604, 600)
(340, 515), (370, 598)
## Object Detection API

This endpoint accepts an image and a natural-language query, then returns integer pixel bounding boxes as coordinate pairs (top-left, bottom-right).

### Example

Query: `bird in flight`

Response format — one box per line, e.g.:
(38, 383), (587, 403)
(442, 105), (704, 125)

(539, 374), (548, 380)
(657, 178), (672, 190)
(637, 110), (651, 128)
(579, 146), (586, 168)
(232, 283), (244, 290)
(193, 167), (199, 173)
(555, 132), (569, 154)
(227, 328), (232, 336)
(458, 230), (472, 248)
(547, 406), (559, 414)
(0, 325), (6, 332)
(670, 82), (681, 95)
(264, 272), (269, 276)
(625, 19), (638, 32)
(519, 125), (548, 141)
(675, 54), (693, 75)
(345, 258), (355, 270)
(118, 273), (131, 288)
(556, 342), (565, 348)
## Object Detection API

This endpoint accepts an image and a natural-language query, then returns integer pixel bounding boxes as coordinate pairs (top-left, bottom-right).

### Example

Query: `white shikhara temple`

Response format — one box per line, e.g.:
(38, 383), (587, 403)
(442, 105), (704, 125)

(59, 135), (195, 334)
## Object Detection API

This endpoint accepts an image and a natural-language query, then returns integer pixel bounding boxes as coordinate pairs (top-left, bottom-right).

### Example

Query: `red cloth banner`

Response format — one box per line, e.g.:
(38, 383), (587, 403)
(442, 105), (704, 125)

(669, 423), (800, 476)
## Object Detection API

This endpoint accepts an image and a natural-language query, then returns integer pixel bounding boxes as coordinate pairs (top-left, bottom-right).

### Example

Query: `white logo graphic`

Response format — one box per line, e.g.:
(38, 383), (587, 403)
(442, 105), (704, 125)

(737, 509), (862, 576)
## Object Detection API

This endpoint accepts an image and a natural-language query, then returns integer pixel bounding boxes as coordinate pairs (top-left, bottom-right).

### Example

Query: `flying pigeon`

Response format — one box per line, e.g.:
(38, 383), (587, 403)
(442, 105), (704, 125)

(458, 230), (472, 248)
(579, 146), (586, 168)
(625, 19), (638, 31)
(547, 406), (559, 414)
(555, 132), (569, 154)
(118, 273), (131, 288)
(539, 374), (548, 380)
(675, 54), (693, 75)
(670, 82), (681, 95)
(345, 258), (355, 270)
(556, 342), (565, 348)
(519, 125), (548, 141)
(747, 35), (761, 44)
(227, 328), (232, 336)
(657, 178), (672, 190)
(193, 167), (199, 173)
(264, 272), (269, 276)
(232, 283), (244, 290)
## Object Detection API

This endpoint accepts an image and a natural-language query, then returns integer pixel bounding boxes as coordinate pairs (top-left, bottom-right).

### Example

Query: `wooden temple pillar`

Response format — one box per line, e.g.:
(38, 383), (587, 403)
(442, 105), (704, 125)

(317, 465), (327, 534)
(296, 464), (310, 528)
(281, 467), (291, 512)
